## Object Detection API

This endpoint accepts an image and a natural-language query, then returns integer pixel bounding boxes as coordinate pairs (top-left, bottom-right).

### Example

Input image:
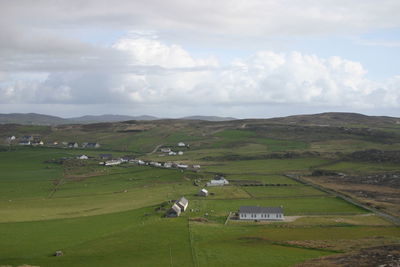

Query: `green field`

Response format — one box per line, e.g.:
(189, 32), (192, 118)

(1, 118), (400, 266)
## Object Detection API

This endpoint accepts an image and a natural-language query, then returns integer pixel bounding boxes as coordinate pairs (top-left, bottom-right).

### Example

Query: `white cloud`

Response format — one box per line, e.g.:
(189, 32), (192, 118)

(1, 35), (399, 114)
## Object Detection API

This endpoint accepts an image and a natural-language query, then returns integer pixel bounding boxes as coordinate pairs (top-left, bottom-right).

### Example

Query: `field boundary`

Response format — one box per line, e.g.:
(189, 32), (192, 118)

(285, 174), (400, 226)
(187, 219), (199, 267)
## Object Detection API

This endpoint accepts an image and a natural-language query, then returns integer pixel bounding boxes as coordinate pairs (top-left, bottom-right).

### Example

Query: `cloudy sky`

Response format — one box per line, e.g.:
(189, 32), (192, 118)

(1, 0), (399, 118)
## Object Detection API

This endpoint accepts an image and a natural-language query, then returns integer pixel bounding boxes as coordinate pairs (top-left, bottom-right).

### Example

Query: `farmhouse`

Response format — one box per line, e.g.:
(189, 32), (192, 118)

(177, 142), (186, 147)
(176, 196), (189, 212)
(207, 177), (229, 186)
(168, 151), (177, 156)
(77, 155), (88, 160)
(19, 140), (31, 146)
(178, 151), (184, 155)
(177, 164), (188, 169)
(161, 147), (171, 153)
(198, 188), (208, 197)
(99, 154), (113, 160)
(238, 206), (284, 221)
(163, 162), (173, 168)
(68, 142), (79, 148)
(166, 203), (181, 217)
(82, 142), (101, 149)
(105, 159), (122, 166)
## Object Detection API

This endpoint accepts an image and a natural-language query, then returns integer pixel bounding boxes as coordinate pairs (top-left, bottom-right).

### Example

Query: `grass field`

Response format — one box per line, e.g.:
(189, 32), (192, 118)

(1, 118), (400, 267)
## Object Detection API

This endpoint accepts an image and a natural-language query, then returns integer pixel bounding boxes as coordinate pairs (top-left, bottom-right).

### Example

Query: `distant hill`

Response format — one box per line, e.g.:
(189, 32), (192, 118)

(0, 112), (398, 126)
(0, 113), (69, 125)
(69, 114), (158, 123)
(0, 113), (238, 125)
(180, 115), (237, 121)
(265, 112), (400, 127)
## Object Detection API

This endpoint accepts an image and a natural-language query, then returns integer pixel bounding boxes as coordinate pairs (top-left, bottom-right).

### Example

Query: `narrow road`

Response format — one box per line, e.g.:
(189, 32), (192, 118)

(285, 174), (400, 226)
(147, 144), (164, 155)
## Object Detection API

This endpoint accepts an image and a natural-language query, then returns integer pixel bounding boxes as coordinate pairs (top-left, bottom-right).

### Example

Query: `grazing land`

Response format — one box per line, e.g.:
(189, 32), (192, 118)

(0, 112), (400, 266)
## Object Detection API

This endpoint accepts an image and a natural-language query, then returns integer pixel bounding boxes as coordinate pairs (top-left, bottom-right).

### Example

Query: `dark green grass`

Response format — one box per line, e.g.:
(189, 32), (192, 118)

(243, 185), (327, 198)
(0, 207), (194, 267)
(188, 196), (368, 218)
(203, 158), (328, 174)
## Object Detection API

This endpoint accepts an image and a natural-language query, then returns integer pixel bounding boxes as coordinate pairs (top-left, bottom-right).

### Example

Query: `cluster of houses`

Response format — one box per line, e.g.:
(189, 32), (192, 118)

(95, 153), (201, 170)
(166, 197), (189, 217)
(5, 135), (101, 149)
(160, 142), (190, 156)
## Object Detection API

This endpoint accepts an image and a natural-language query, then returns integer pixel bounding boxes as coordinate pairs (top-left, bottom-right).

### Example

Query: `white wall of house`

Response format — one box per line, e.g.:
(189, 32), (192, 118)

(239, 212), (284, 220)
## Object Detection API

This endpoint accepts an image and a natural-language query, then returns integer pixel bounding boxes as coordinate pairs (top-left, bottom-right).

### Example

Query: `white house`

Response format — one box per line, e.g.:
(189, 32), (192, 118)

(176, 196), (189, 211)
(177, 164), (188, 169)
(105, 160), (122, 166)
(207, 177), (229, 186)
(163, 162), (173, 168)
(68, 142), (79, 148)
(161, 148), (171, 153)
(238, 206), (284, 221)
(198, 188), (208, 197)
(177, 142), (186, 147)
(178, 151), (184, 155)
(166, 203), (182, 217)
(168, 151), (177, 156)
(192, 165), (201, 169)
(77, 155), (88, 160)
(19, 140), (31, 146)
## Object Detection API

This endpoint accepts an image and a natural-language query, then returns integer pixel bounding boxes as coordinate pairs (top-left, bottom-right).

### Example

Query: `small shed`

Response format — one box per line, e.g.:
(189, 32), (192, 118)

(198, 188), (208, 197)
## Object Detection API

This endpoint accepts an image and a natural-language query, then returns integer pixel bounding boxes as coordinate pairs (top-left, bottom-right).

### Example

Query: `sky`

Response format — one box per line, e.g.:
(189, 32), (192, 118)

(0, 0), (400, 119)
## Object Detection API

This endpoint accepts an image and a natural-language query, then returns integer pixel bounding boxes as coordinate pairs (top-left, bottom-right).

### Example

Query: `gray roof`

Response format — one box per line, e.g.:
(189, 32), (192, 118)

(177, 196), (188, 206)
(170, 204), (181, 214)
(239, 206), (283, 214)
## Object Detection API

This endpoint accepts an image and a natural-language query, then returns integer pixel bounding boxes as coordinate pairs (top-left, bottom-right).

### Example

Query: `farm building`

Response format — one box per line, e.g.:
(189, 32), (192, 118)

(178, 151), (184, 155)
(176, 197), (189, 212)
(68, 142), (79, 148)
(77, 155), (88, 160)
(161, 147), (171, 153)
(177, 142), (186, 147)
(163, 162), (173, 168)
(166, 203), (181, 217)
(198, 188), (208, 197)
(99, 154), (113, 160)
(82, 142), (101, 149)
(207, 177), (229, 186)
(177, 164), (188, 169)
(19, 140), (31, 146)
(238, 206), (284, 221)
(105, 160), (122, 166)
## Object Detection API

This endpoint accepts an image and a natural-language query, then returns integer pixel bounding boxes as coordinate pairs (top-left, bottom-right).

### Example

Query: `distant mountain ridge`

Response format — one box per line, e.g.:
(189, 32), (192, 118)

(179, 115), (237, 121)
(0, 113), (238, 125)
(69, 114), (158, 123)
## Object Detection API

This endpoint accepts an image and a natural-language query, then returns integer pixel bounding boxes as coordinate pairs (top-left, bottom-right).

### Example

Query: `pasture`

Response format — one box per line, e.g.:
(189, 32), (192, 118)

(0, 120), (399, 267)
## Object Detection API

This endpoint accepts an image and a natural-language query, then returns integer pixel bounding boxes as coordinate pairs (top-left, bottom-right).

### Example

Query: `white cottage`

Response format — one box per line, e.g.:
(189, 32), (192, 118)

(238, 206), (284, 221)
(176, 196), (189, 212)
(207, 177), (229, 186)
